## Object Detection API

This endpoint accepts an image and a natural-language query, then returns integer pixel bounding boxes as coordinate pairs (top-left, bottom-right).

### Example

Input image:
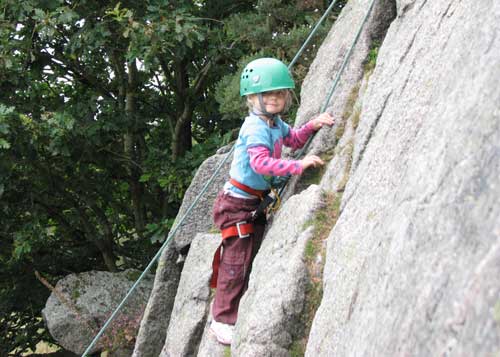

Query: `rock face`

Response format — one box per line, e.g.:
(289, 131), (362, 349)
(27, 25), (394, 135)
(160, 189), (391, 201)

(161, 233), (220, 357)
(307, 0), (500, 355)
(42, 270), (153, 355)
(132, 244), (181, 357)
(233, 185), (323, 356)
(196, 308), (228, 357)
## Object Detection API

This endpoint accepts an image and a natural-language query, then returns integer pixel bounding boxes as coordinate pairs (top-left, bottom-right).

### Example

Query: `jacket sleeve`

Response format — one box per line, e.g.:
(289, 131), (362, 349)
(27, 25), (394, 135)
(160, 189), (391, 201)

(282, 121), (316, 150)
(248, 146), (303, 176)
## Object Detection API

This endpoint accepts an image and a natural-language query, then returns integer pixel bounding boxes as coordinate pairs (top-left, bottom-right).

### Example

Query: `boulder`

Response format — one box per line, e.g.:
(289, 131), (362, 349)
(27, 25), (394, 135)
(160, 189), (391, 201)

(172, 148), (232, 250)
(42, 270), (153, 355)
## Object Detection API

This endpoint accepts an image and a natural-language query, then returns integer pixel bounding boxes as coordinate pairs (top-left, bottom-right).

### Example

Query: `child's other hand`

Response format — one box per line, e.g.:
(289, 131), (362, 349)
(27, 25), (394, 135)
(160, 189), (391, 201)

(311, 112), (335, 130)
(300, 155), (325, 170)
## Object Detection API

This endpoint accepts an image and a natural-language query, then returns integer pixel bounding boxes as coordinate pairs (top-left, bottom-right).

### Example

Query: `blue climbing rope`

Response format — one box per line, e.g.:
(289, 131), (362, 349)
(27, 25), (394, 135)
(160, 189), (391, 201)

(277, 0), (378, 201)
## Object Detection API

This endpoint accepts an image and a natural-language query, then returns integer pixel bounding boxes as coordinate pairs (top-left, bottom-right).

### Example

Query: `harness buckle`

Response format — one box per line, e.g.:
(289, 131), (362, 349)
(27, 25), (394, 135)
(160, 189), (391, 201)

(236, 221), (250, 238)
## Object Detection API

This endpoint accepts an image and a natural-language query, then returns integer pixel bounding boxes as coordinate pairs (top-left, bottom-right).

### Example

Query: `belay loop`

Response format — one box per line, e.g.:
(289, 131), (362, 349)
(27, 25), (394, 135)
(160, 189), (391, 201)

(267, 187), (282, 213)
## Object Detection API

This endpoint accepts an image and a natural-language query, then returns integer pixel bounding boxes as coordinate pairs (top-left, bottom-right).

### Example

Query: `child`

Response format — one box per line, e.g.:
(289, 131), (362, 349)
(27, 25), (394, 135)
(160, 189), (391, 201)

(209, 57), (334, 345)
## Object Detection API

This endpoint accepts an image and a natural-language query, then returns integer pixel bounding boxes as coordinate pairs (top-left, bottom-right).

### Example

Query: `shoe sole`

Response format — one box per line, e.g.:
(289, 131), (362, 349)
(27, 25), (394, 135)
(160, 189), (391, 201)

(209, 327), (232, 345)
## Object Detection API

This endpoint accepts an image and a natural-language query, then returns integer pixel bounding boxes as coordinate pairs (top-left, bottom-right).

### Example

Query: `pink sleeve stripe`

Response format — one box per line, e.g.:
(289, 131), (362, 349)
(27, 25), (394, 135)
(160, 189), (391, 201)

(283, 121), (315, 150)
(248, 146), (303, 176)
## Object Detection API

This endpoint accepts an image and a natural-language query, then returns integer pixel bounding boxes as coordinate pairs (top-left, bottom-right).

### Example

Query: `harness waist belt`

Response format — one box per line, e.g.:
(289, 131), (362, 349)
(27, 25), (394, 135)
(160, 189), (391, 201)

(229, 178), (266, 199)
(221, 221), (254, 239)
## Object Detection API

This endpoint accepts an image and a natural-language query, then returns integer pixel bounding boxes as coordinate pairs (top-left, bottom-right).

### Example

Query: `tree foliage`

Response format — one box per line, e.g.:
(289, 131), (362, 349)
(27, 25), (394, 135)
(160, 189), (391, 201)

(0, 0), (344, 353)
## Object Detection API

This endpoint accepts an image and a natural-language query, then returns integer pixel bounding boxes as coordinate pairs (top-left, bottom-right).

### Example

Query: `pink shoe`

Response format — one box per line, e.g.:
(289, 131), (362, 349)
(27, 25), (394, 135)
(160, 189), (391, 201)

(210, 320), (234, 345)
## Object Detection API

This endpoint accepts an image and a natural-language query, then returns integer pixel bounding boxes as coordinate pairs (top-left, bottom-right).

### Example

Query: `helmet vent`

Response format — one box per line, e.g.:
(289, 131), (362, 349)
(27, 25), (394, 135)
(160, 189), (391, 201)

(239, 58), (294, 96)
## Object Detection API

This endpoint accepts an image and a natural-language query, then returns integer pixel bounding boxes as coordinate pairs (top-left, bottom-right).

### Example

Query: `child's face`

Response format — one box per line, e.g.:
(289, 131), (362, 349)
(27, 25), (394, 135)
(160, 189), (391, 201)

(250, 90), (288, 114)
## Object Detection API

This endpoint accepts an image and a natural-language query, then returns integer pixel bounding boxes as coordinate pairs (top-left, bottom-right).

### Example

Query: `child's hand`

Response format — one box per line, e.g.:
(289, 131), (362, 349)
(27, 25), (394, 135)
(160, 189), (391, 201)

(310, 112), (335, 130)
(300, 155), (325, 170)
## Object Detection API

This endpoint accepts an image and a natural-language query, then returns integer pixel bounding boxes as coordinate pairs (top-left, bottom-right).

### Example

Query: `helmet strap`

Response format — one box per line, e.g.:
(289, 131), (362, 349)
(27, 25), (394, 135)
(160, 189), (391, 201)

(255, 94), (277, 126)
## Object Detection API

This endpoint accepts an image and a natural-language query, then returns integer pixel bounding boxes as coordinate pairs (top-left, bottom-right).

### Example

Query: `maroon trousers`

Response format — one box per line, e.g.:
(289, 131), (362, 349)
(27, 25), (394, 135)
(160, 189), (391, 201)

(211, 191), (266, 325)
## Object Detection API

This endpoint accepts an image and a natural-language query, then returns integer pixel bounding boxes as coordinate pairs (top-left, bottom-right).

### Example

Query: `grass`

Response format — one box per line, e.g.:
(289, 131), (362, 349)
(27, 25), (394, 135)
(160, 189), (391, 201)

(208, 226), (220, 234)
(290, 339), (305, 357)
(223, 345), (231, 357)
(364, 40), (381, 73)
(126, 269), (142, 282)
(291, 191), (343, 355)
(335, 82), (360, 144)
(309, 191), (342, 239)
(71, 278), (81, 301)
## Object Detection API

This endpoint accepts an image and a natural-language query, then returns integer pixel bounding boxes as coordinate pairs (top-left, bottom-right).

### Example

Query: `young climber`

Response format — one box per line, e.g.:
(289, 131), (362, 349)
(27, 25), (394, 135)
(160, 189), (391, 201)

(209, 57), (334, 345)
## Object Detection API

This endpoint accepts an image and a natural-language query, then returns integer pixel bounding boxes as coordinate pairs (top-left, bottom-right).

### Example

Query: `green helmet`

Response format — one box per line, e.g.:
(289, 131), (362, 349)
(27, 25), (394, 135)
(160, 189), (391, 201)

(240, 58), (295, 96)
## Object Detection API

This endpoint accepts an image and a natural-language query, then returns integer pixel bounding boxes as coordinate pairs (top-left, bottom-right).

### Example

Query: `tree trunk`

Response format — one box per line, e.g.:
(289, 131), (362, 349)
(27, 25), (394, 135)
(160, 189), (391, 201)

(124, 60), (146, 236)
(172, 108), (193, 160)
(75, 204), (118, 272)
(94, 239), (118, 273)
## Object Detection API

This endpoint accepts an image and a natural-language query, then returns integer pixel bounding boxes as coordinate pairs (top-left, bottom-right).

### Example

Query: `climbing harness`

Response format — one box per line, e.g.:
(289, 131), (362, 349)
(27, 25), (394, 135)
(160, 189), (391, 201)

(221, 221), (254, 240)
(229, 178), (268, 200)
(81, 0), (372, 354)
(211, 220), (254, 288)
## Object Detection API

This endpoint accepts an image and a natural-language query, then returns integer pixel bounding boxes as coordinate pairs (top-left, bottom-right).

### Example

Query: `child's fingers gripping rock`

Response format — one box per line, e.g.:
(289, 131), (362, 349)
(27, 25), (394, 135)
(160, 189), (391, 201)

(311, 112), (335, 130)
(300, 155), (325, 170)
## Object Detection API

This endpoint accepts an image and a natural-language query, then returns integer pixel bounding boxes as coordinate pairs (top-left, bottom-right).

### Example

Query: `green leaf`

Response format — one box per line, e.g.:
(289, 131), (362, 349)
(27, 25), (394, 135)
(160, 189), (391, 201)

(0, 104), (15, 118)
(157, 177), (169, 188)
(0, 139), (10, 149)
(196, 32), (205, 42)
(13, 236), (32, 260)
(150, 231), (164, 244)
(58, 7), (78, 24)
(3, 58), (13, 69)
(145, 223), (158, 231)
(33, 8), (46, 21)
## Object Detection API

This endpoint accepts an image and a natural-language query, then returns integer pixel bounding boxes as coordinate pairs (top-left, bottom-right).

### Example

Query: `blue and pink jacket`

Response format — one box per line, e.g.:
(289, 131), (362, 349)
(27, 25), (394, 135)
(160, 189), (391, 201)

(226, 112), (315, 197)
